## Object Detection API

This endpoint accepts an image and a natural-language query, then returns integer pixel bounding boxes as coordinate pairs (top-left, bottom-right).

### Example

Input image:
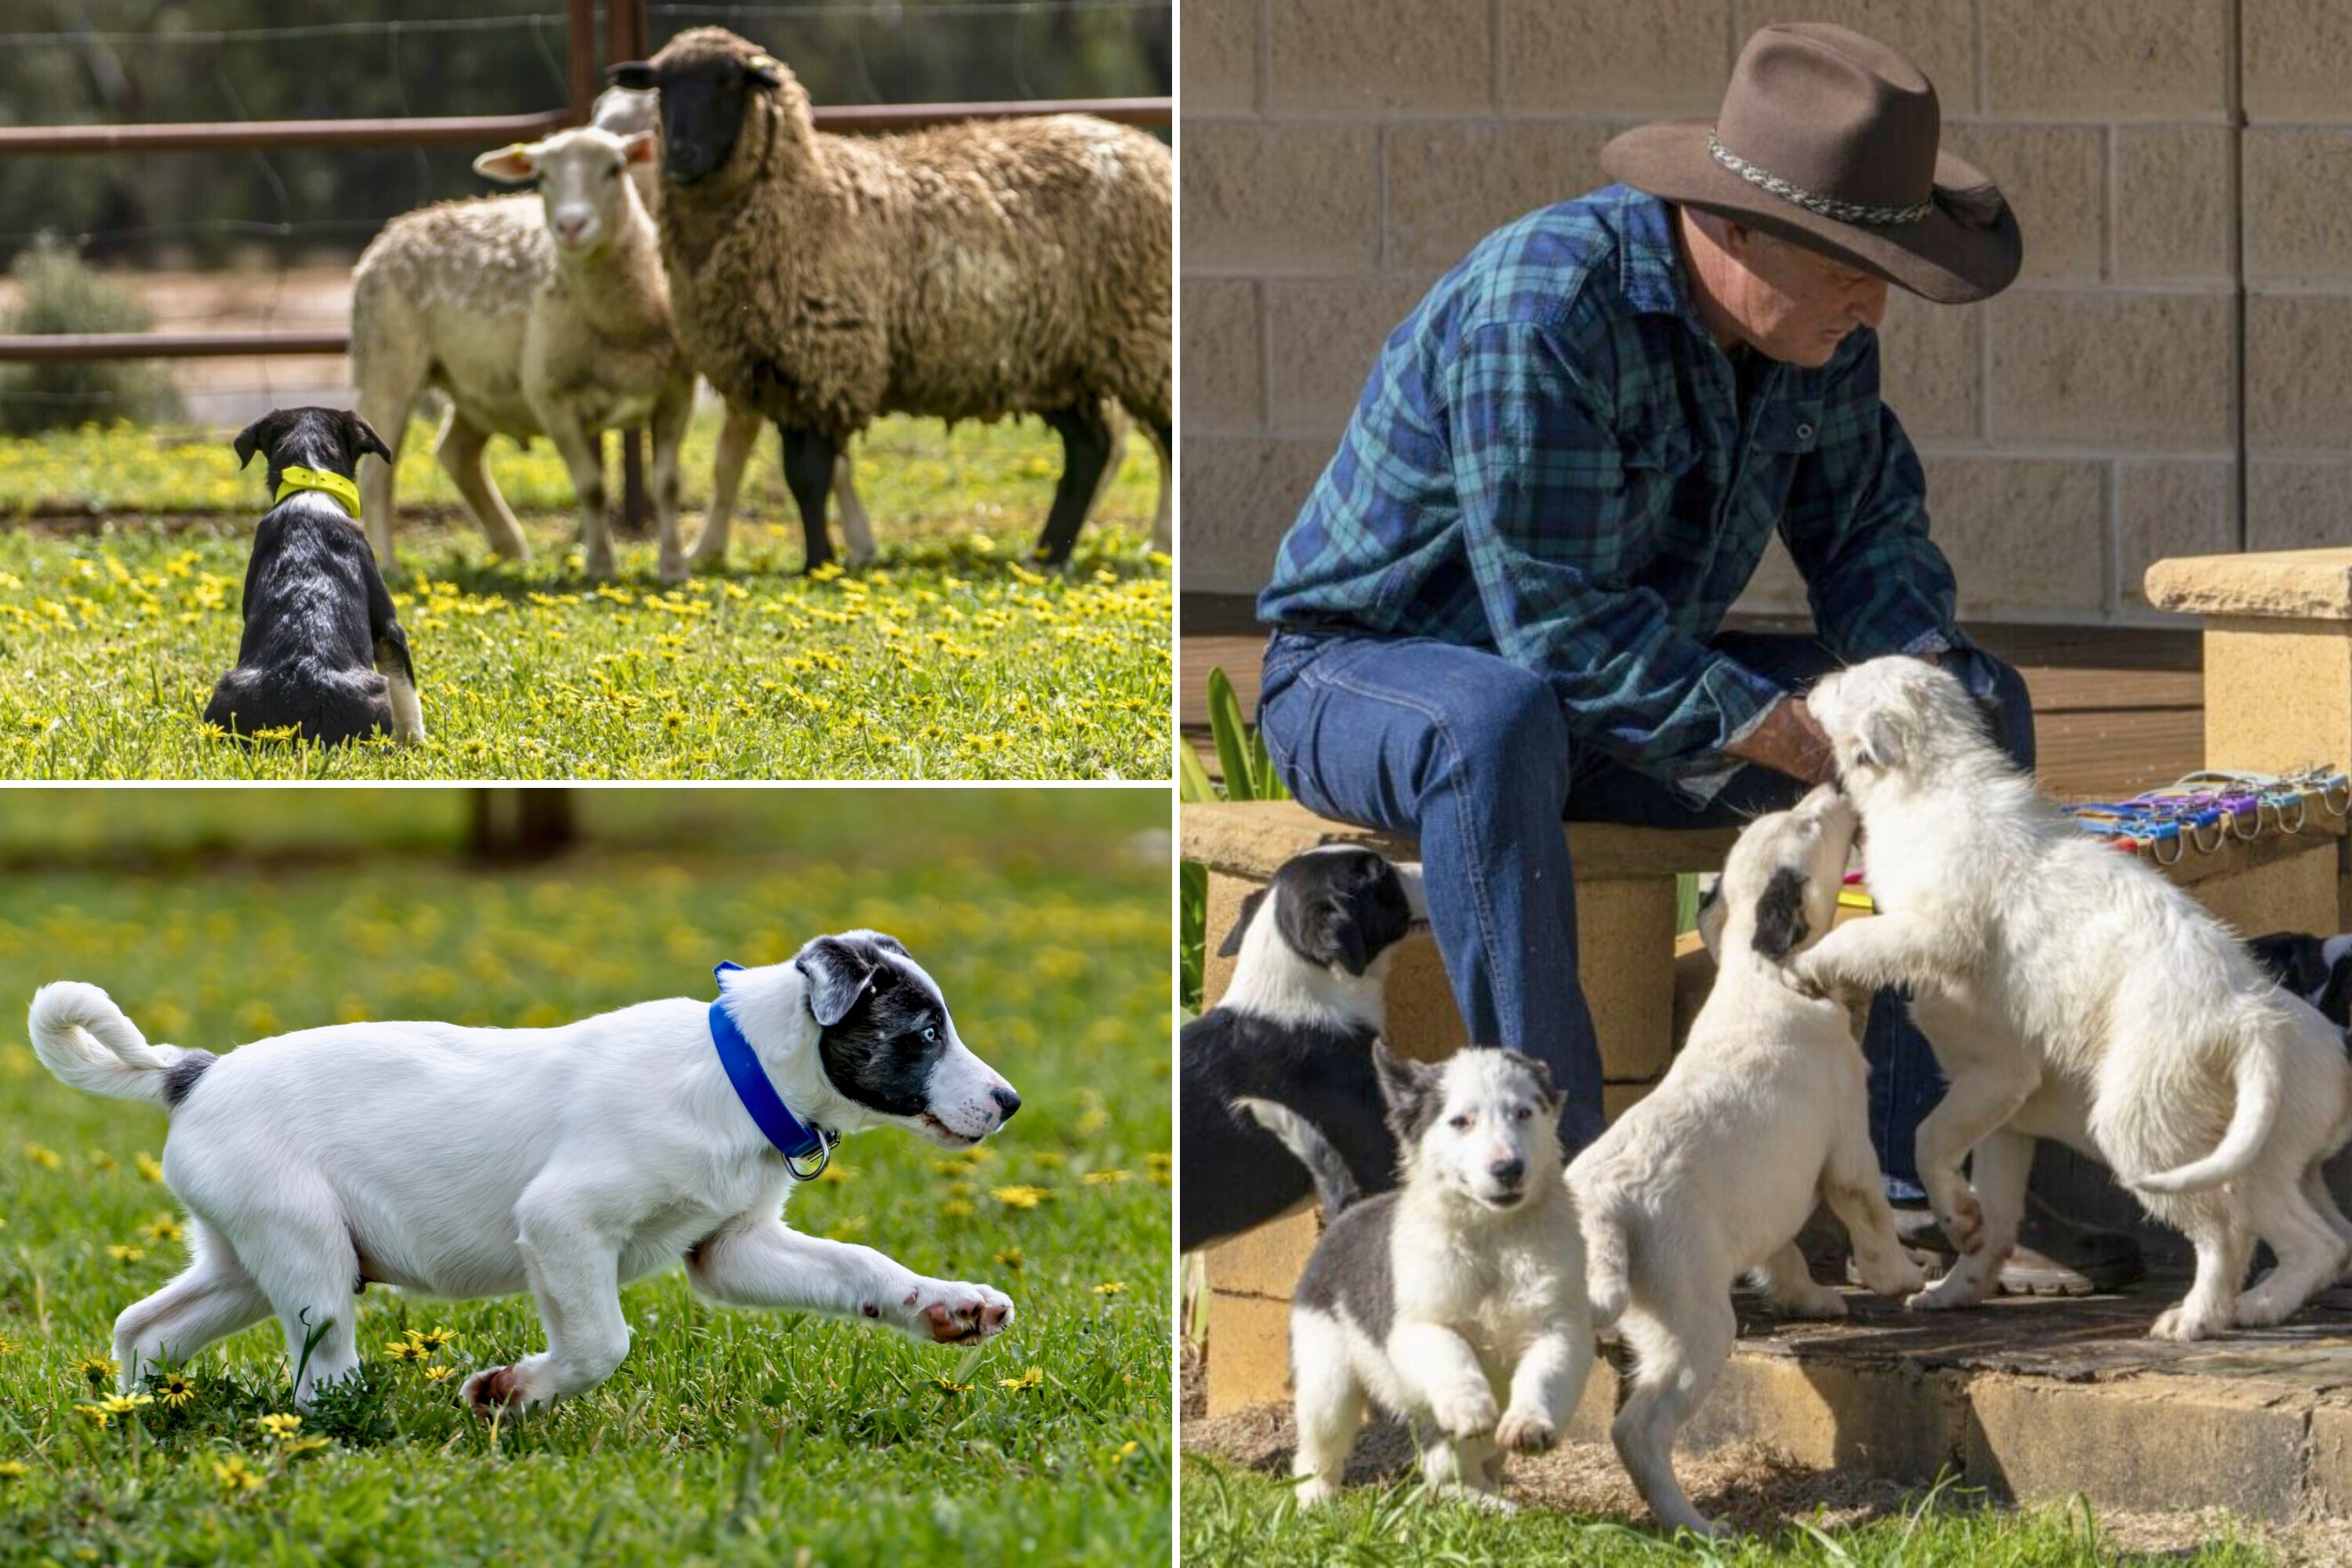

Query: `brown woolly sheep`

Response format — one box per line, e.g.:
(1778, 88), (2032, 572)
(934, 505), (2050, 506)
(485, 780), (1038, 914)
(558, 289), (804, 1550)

(611, 29), (1171, 572)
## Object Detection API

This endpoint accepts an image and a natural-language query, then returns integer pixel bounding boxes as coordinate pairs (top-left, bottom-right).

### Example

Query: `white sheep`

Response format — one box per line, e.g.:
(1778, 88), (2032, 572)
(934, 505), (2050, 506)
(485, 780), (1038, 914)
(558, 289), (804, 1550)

(349, 123), (696, 579)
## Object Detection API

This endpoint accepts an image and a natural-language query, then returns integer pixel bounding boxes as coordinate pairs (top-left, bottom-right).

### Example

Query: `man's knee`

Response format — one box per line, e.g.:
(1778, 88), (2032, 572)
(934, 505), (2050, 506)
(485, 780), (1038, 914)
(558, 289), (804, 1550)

(1448, 664), (1569, 771)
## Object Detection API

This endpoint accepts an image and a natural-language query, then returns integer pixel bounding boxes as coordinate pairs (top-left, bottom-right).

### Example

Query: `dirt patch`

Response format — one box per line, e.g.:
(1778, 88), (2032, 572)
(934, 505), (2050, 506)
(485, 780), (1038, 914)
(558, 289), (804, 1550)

(1182, 1403), (2352, 1563)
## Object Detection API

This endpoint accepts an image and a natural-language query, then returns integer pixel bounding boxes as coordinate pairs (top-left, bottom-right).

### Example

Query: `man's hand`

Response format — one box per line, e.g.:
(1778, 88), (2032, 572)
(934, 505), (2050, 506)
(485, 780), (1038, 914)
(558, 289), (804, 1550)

(1727, 696), (1837, 786)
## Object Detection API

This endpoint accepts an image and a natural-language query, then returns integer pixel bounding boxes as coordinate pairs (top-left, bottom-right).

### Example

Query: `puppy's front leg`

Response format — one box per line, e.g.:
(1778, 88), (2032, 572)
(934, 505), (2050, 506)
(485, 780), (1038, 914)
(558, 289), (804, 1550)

(1794, 914), (1955, 999)
(687, 1218), (1012, 1346)
(463, 1192), (633, 1414)
(1823, 1108), (1929, 1301)
(1911, 1047), (2041, 1266)
(1388, 1321), (1497, 1440)
(1494, 1322), (1589, 1454)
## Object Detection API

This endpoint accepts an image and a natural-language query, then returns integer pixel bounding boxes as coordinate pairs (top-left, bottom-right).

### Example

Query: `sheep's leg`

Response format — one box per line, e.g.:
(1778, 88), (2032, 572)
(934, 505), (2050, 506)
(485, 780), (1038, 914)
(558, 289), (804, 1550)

(691, 401), (762, 572)
(778, 424), (837, 575)
(545, 421), (612, 579)
(1086, 400), (1131, 520)
(833, 452), (877, 567)
(648, 385), (695, 584)
(1033, 401), (1114, 568)
(352, 299), (429, 574)
(1149, 419), (1171, 554)
(434, 412), (531, 564)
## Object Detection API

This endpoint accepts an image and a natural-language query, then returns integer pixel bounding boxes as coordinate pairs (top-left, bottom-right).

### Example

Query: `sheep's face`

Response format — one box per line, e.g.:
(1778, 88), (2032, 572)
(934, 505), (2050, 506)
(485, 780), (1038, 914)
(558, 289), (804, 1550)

(474, 128), (654, 256)
(612, 50), (784, 188)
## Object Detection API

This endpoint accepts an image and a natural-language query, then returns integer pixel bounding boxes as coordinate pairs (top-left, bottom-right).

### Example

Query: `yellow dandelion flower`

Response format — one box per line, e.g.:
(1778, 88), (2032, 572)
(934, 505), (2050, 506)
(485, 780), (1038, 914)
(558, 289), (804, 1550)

(1081, 1170), (1131, 1186)
(0, 1460), (27, 1480)
(939, 1199), (975, 1219)
(134, 1152), (164, 1182)
(931, 1376), (971, 1395)
(24, 1144), (60, 1171)
(382, 1338), (429, 1363)
(86, 1149), (115, 1172)
(158, 1374), (196, 1408)
(1144, 1152), (1171, 1173)
(991, 1185), (1047, 1210)
(416, 1326), (460, 1350)
(992, 1247), (1024, 1270)
(1115, 1440), (1140, 1464)
(281, 1435), (331, 1458)
(74, 1355), (118, 1389)
(256, 1413), (302, 1439)
(99, 1393), (151, 1416)
(73, 1405), (112, 1428)
(107, 1245), (144, 1265)
(1091, 1282), (1127, 1297)
(142, 1214), (182, 1243)
(423, 1366), (455, 1384)
(1000, 1367), (1044, 1390)
(212, 1454), (262, 1492)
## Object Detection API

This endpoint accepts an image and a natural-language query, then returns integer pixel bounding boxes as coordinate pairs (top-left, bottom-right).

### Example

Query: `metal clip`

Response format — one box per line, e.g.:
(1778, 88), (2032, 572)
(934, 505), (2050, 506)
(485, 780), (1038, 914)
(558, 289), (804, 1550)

(784, 1125), (834, 1182)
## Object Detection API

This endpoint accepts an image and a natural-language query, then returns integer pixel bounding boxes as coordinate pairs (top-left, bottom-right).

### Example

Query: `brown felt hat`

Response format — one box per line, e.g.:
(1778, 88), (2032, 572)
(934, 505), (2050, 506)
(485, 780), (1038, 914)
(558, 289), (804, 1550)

(1601, 22), (2021, 304)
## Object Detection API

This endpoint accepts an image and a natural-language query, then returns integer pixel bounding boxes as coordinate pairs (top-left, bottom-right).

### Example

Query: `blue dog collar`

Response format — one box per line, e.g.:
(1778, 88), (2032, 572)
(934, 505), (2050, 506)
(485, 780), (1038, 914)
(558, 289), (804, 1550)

(710, 961), (833, 1180)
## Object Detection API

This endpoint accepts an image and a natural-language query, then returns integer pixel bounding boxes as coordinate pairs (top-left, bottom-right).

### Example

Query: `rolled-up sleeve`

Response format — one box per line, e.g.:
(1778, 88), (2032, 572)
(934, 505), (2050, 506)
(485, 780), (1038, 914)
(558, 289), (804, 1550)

(1450, 320), (1785, 793)
(1780, 330), (1961, 662)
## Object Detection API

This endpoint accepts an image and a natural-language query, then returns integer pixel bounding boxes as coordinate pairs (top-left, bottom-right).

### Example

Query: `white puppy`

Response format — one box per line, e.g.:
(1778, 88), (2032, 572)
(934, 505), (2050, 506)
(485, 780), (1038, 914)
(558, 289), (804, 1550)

(1570, 785), (1925, 1537)
(1288, 1044), (1589, 1508)
(1798, 656), (2352, 1340)
(29, 932), (1020, 1408)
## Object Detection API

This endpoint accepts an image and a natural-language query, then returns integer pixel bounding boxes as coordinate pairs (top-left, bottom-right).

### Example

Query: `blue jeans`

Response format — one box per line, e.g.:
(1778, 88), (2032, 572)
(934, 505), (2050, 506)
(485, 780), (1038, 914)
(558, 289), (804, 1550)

(1256, 629), (2037, 1192)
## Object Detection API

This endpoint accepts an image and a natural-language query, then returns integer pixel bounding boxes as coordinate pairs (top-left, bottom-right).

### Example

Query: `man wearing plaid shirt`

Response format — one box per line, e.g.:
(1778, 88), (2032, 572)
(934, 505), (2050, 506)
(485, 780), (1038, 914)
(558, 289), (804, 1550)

(1254, 27), (2140, 1294)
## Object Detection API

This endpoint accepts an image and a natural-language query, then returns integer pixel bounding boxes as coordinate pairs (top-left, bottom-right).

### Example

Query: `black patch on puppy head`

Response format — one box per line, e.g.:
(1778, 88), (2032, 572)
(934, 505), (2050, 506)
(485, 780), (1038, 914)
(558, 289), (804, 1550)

(1372, 1040), (1443, 1152)
(2250, 931), (2329, 1001)
(804, 936), (947, 1118)
(1496, 1047), (1563, 1116)
(1271, 848), (1416, 977)
(231, 406), (391, 495)
(1751, 866), (1812, 963)
(162, 1050), (216, 1110)
(1215, 886), (1271, 959)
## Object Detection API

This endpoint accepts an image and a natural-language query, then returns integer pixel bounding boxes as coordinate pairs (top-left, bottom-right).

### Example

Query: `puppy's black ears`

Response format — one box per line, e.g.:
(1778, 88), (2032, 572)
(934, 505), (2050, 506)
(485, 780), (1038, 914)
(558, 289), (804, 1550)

(1751, 866), (1812, 963)
(340, 411), (393, 468)
(1279, 889), (1374, 977)
(2250, 932), (2326, 999)
(232, 409), (290, 470)
(1373, 1040), (1441, 1145)
(608, 61), (659, 91)
(1498, 1047), (1564, 1113)
(1215, 887), (1271, 959)
(796, 936), (880, 1027)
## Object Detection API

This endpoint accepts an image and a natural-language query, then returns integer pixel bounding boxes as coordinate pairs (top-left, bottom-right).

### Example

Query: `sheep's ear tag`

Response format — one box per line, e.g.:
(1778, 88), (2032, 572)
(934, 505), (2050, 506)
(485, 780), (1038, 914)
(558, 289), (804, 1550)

(746, 53), (783, 85)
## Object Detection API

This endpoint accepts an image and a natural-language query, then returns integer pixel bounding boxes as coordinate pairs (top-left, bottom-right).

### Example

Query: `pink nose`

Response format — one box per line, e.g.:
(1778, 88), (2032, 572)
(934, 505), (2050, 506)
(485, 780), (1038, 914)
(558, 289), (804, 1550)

(555, 216), (588, 241)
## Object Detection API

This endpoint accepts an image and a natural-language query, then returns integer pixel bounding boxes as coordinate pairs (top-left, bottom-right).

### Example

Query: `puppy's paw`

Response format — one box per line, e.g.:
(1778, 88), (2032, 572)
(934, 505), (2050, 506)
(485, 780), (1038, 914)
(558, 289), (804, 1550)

(1293, 1475), (1341, 1509)
(901, 1280), (1014, 1345)
(459, 1363), (542, 1416)
(1775, 1282), (1849, 1320)
(1432, 1388), (1498, 1441)
(1858, 1249), (1931, 1299)
(1494, 1410), (1559, 1454)
(2151, 1300), (2230, 1342)
(1904, 1271), (1986, 1312)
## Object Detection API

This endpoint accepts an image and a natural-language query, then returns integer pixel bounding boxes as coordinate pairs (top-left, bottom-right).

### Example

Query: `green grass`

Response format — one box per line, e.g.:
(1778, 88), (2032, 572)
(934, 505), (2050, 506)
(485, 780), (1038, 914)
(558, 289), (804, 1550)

(0, 413), (1170, 781)
(0, 789), (1172, 1566)
(1179, 1461), (2277, 1568)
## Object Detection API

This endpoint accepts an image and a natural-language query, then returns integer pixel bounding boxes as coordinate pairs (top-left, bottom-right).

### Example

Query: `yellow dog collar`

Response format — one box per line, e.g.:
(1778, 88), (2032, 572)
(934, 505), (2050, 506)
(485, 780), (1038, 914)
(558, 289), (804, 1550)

(275, 465), (361, 519)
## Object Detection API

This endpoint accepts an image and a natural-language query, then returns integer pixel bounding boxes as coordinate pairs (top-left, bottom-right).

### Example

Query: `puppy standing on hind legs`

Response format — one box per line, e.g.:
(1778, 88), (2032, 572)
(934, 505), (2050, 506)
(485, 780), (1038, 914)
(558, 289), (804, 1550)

(1287, 1044), (1589, 1509)
(1569, 786), (1926, 1537)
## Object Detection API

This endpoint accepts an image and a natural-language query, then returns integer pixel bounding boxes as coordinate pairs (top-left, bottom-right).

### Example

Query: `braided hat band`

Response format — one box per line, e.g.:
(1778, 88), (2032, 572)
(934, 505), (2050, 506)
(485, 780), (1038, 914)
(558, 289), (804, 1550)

(1705, 134), (1933, 228)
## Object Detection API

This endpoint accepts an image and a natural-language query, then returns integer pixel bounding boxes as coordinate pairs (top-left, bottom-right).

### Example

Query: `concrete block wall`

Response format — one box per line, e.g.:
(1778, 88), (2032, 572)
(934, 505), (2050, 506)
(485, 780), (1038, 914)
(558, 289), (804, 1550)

(1183, 2), (2341, 623)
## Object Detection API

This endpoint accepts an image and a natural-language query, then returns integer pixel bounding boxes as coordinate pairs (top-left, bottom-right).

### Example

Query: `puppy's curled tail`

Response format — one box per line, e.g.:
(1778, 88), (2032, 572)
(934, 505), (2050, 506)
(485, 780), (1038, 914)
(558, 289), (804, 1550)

(1581, 1200), (1631, 1331)
(1231, 1097), (1359, 1222)
(27, 982), (204, 1106)
(2133, 1009), (2285, 1196)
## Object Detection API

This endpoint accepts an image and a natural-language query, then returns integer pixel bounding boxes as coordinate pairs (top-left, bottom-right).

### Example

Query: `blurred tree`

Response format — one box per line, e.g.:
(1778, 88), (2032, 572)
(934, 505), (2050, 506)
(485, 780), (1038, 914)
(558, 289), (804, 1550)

(467, 787), (577, 861)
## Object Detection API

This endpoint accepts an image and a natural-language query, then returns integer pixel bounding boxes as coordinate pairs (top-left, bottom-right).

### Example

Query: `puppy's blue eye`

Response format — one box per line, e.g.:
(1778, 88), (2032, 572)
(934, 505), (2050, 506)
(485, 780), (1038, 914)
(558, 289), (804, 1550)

(923, 1025), (938, 1044)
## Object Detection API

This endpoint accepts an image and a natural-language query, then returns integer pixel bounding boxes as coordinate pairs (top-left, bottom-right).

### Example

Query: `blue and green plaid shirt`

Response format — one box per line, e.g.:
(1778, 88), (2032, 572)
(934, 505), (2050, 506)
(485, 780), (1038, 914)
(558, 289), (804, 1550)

(1258, 184), (1961, 799)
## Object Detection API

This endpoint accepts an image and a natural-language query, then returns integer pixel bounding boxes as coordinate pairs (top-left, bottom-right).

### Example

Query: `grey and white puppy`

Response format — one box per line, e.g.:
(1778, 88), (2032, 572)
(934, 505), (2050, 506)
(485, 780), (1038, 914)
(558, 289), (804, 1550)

(1287, 1044), (1590, 1508)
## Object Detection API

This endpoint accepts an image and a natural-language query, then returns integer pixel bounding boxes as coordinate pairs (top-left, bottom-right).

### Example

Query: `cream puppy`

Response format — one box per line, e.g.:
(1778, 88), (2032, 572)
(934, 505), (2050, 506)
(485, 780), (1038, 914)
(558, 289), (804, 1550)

(29, 933), (1020, 1410)
(1287, 1045), (1589, 1509)
(1570, 785), (1924, 1537)
(1797, 656), (2352, 1341)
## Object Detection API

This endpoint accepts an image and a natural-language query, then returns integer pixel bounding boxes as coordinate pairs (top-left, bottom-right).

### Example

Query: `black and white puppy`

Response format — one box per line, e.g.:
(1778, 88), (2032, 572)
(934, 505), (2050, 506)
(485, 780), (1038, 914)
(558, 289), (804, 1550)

(205, 406), (423, 746)
(30, 932), (1019, 1412)
(1179, 846), (1425, 1253)
(2250, 931), (2352, 1031)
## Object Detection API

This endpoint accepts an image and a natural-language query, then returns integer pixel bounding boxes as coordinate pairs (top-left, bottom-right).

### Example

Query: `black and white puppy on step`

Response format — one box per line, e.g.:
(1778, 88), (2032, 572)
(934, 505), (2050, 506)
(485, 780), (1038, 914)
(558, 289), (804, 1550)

(1179, 845), (1424, 1253)
(2251, 931), (2352, 1030)
(205, 406), (423, 746)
